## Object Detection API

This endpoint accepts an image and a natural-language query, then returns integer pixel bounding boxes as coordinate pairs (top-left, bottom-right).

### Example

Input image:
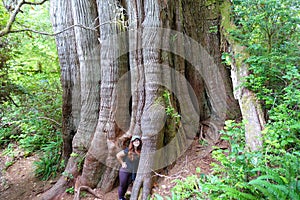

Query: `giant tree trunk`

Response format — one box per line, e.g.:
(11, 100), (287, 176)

(43, 0), (243, 199)
(130, 0), (164, 198)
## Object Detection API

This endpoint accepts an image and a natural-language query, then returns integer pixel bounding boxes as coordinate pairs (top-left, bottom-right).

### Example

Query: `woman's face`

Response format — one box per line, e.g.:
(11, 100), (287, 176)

(132, 139), (141, 147)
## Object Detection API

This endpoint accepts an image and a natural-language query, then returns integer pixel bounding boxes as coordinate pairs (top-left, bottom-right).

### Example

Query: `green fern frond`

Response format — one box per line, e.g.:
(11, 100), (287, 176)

(249, 179), (287, 199)
(220, 186), (257, 200)
(256, 174), (284, 185)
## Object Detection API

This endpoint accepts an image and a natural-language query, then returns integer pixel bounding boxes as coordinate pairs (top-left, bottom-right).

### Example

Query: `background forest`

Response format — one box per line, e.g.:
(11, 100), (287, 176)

(0, 0), (299, 199)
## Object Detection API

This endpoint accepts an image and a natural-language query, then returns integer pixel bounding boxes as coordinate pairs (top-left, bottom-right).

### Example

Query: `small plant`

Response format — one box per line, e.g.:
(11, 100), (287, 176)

(70, 152), (85, 171)
(62, 171), (74, 180)
(77, 155), (86, 172)
(163, 90), (181, 124)
(80, 191), (87, 198)
(209, 25), (218, 34)
(70, 152), (79, 157)
(4, 161), (14, 169)
(34, 138), (63, 181)
(248, 153), (300, 200)
(171, 175), (201, 199)
(65, 186), (75, 194)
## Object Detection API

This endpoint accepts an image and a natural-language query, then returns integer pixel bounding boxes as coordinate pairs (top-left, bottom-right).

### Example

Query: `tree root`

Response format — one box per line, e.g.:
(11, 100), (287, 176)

(73, 186), (102, 200)
(39, 157), (79, 200)
(39, 176), (71, 200)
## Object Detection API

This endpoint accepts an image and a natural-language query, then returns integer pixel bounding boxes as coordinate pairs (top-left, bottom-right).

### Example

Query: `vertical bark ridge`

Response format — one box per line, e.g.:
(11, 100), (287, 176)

(125, 0), (145, 138)
(70, 0), (101, 153)
(96, 0), (124, 191)
(182, 0), (239, 134)
(131, 0), (165, 199)
(50, 0), (80, 163)
(78, 0), (124, 190)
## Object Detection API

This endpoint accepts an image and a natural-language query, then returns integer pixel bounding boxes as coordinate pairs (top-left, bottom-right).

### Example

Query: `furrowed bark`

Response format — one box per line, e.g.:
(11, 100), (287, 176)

(125, 0), (145, 139)
(70, 0), (100, 153)
(67, 0), (102, 196)
(40, 0), (81, 199)
(77, 0), (124, 191)
(50, 0), (80, 164)
(131, 0), (164, 199)
(96, 0), (126, 192)
(182, 0), (240, 141)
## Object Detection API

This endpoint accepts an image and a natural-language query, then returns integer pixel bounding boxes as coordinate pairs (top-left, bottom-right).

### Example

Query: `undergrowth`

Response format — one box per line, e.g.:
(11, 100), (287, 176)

(153, 120), (299, 200)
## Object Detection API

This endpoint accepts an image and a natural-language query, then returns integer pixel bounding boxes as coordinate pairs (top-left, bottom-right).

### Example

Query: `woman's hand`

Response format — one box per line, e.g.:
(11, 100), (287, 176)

(121, 162), (127, 168)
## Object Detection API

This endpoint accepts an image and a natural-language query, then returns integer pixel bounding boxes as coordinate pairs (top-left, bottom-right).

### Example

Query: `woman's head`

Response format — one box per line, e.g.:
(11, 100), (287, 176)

(131, 135), (142, 147)
(129, 135), (142, 155)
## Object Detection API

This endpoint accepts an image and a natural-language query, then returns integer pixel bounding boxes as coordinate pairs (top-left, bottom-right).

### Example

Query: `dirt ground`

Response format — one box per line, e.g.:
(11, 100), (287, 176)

(0, 138), (221, 200)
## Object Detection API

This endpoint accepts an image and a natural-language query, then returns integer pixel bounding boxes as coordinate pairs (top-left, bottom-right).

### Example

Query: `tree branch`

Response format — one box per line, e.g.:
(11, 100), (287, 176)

(0, 0), (49, 37)
(8, 24), (97, 36)
(37, 116), (61, 128)
(2, 20), (116, 36)
(23, 0), (48, 6)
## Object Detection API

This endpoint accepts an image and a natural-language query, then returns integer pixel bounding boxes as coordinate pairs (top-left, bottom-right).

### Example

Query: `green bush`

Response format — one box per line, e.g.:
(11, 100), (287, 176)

(154, 120), (299, 200)
(0, 0), (63, 181)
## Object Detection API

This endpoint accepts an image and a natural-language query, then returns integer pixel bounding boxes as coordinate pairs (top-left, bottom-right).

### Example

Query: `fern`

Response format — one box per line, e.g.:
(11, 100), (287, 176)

(255, 174), (284, 185)
(219, 186), (257, 200)
(249, 179), (287, 199)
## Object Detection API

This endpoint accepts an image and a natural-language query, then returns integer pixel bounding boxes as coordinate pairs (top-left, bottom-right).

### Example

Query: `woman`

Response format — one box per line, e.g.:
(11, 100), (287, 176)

(116, 135), (142, 200)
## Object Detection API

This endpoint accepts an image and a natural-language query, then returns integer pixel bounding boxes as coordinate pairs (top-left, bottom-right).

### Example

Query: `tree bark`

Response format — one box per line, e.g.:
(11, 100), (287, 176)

(40, 1), (82, 199)
(70, 0), (100, 153)
(125, 0), (145, 138)
(50, 0), (80, 163)
(130, 0), (163, 199)
(229, 45), (265, 151)
(41, 0), (101, 199)
(76, 0), (127, 192)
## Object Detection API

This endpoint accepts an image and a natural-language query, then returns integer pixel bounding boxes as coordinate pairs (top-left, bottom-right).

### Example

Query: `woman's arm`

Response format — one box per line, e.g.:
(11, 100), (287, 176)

(116, 150), (127, 168)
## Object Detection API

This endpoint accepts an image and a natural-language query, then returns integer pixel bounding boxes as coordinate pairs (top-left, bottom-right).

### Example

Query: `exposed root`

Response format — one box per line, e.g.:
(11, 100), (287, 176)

(39, 157), (79, 200)
(73, 185), (102, 200)
(39, 176), (72, 200)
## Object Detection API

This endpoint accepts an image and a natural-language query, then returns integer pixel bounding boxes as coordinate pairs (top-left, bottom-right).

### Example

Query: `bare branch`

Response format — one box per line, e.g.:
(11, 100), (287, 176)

(0, 0), (25, 37)
(5, 20), (117, 36)
(0, 0), (49, 37)
(0, 0), (122, 37)
(8, 24), (97, 36)
(37, 116), (61, 128)
(74, 186), (102, 200)
(151, 156), (189, 180)
(23, 0), (48, 6)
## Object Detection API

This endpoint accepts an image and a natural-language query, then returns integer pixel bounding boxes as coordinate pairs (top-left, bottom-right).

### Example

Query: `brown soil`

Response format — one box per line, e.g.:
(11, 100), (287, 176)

(0, 138), (224, 200)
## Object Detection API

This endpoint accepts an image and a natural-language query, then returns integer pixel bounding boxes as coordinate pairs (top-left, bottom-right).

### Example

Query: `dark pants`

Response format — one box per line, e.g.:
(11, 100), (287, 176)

(118, 168), (133, 200)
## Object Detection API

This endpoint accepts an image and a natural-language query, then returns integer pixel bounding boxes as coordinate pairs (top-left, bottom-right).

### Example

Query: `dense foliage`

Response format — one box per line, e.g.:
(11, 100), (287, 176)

(155, 0), (300, 199)
(0, 2), (63, 180)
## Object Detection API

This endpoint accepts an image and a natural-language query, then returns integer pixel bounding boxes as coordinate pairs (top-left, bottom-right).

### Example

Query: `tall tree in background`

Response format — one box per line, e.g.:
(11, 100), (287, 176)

(42, 0), (244, 199)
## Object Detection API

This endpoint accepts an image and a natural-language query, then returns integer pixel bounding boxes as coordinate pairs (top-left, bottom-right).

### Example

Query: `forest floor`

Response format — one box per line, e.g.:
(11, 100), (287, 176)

(0, 138), (227, 200)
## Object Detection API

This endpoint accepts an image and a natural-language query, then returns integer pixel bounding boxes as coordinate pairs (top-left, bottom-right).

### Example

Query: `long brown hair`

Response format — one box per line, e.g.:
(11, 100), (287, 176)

(128, 138), (142, 160)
